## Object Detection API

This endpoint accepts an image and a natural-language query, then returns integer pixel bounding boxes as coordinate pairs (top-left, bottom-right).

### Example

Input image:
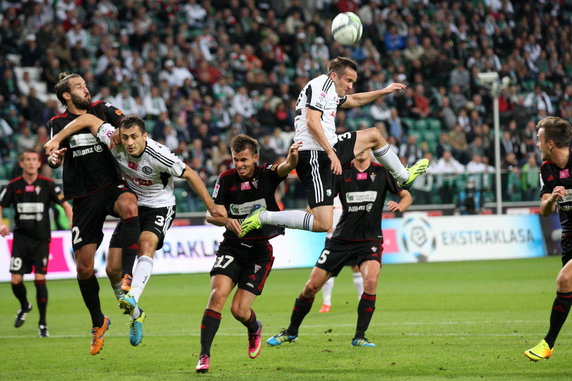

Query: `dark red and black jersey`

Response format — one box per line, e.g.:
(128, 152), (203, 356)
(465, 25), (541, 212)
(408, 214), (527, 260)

(0, 175), (66, 241)
(332, 162), (400, 242)
(213, 163), (286, 241)
(540, 153), (572, 235)
(46, 101), (124, 199)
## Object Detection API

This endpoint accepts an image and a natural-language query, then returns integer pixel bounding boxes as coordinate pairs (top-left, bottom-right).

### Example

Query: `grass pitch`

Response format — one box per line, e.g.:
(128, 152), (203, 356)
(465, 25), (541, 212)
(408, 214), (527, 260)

(1, 256), (571, 380)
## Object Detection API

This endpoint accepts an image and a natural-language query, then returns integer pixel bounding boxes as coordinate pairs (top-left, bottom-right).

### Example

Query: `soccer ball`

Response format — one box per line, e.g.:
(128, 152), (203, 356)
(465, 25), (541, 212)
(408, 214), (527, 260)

(331, 12), (363, 45)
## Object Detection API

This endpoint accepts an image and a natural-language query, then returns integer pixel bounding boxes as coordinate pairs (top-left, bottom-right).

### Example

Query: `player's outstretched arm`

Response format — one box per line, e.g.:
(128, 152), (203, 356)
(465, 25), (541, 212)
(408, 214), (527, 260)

(44, 114), (104, 155)
(386, 189), (413, 213)
(342, 82), (407, 108)
(277, 141), (302, 177)
(181, 165), (226, 219)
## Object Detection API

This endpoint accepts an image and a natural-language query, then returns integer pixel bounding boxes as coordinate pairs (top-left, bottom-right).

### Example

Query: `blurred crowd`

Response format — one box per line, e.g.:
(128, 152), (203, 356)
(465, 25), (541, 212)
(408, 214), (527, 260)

(1, 0), (572, 209)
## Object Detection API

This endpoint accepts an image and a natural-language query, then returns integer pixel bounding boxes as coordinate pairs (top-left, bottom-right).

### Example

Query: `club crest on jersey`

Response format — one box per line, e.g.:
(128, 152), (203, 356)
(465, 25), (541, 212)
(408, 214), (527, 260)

(370, 173), (376, 182)
(241, 182), (251, 190)
(326, 189), (332, 197)
(94, 144), (103, 152)
(35, 186), (41, 195)
(252, 180), (258, 189)
(142, 166), (152, 175)
(254, 264), (261, 273)
(128, 161), (138, 170)
(560, 169), (570, 179)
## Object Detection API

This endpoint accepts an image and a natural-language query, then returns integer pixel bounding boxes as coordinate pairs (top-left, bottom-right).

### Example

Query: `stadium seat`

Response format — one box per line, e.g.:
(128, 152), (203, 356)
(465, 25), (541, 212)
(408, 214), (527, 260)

(427, 118), (442, 132)
(414, 119), (428, 131)
(401, 117), (415, 131)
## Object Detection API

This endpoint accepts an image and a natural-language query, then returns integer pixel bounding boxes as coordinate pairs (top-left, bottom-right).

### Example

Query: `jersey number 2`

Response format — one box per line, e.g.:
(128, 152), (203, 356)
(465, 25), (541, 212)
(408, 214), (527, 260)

(72, 226), (83, 245)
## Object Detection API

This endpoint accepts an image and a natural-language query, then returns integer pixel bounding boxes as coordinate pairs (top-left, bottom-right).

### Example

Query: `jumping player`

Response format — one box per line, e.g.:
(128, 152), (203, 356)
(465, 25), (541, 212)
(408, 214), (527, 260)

(46, 73), (140, 355)
(240, 56), (426, 237)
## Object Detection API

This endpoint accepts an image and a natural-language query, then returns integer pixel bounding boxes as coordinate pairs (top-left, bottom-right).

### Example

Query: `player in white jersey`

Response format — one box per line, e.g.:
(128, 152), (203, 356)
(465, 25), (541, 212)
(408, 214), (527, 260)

(240, 57), (428, 237)
(45, 114), (225, 346)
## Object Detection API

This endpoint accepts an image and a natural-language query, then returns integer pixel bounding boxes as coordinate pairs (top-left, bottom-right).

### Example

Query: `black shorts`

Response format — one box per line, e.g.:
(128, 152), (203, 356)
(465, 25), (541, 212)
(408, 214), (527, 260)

(315, 238), (382, 277)
(10, 233), (49, 275)
(71, 183), (134, 251)
(296, 132), (356, 208)
(110, 205), (176, 251)
(210, 239), (274, 296)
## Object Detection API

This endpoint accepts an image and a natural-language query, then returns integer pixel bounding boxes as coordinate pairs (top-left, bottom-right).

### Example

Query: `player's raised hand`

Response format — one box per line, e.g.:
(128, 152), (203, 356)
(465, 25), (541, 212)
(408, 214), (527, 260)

(46, 148), (67, 166)
(551, 186), (566, 202)
(383, 82), (407, 94)
(44, 138), (62, 156)
(386, 200), (402, 212)
(225, 218), (242, 236)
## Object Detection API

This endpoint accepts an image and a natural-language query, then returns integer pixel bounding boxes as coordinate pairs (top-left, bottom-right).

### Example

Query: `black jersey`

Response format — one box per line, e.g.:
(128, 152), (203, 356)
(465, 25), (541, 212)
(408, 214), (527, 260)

(540, 155), (572, 235)
(0, 175), (66, 241)
(332, 162), (400, 242)
(46, 100), (123, 199)
(213, 163), (286, 241)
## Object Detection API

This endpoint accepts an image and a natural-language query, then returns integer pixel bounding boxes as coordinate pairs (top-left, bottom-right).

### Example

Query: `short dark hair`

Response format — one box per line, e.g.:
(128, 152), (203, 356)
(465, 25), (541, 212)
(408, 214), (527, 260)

(55, 72), (81, 105)
(328, 56), (358, 77)
(19, 149), (40, 161)
(119, 115), (146, 134)
(230, 134), (259, 155)
(538, 116), (572, 148)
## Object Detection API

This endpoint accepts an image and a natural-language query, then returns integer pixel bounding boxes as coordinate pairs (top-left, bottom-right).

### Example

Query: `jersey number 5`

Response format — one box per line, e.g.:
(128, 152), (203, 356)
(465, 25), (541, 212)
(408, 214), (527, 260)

(317, 249), (330, 264)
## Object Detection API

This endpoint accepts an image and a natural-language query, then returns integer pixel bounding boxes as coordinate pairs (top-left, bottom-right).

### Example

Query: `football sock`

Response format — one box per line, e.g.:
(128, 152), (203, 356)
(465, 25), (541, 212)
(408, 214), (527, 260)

(322, 278), (334, 306)
(287, 294), (314, 336)
(34, 279), (48, 326)
(130, 256), (153, 302)
(241, 309), (259, 334)
(77, 275), (104, 328)
(353, 272), (364, 299)
(372, 145), (409, 184)
(355, 293), (376, 339)
(544, 291), (572, 347)
(11, 282), (28, 310)
(120, 216), (140, 277)
(111, 281), (123, 301)
(200, 309), (222, 356)
(259, 210), (314, 231)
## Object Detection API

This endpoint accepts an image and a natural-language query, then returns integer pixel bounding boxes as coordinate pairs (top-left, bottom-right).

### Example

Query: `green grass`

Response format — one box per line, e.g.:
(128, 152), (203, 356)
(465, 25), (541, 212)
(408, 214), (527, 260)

(1, 257), (572, 380)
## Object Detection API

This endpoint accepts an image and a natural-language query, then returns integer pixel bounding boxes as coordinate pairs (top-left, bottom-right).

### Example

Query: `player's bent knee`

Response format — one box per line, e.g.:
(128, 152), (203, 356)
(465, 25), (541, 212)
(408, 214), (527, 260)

(230, 305), (249, 321)
(556, 272), (572, 291)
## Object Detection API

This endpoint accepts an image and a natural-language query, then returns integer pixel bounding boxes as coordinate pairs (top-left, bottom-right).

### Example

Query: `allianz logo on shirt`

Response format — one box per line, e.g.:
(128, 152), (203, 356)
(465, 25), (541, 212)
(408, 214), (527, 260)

(345, 191), (377, 203)
(229, 199), (267, 216)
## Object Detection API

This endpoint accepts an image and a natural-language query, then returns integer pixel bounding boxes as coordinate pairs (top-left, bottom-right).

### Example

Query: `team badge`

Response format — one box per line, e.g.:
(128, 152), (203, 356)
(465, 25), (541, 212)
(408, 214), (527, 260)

(254, 264), (261, 273)
(94, 144), (103, 152)
(370, 173), (376, 182)
(142, 166), (152, 175)
(35, 186), (41, 195)
(326, 189), (332, 197)
(252, 180), (258, 189)
(115, 109), (122, 116)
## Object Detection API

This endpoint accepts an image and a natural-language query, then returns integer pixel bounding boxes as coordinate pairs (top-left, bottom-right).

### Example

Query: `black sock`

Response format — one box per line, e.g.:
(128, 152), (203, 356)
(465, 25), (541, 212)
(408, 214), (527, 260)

(11, 282), (28, 310)
(242, 309), (259, 334)
(355, 293), (376, 339)
(200, 309), (222, 356)
(77, 275), (104, 328)
(287, 294), (314, 336)
(544, 291), (572, 348)
(35, 280), (48, 326)
(120, 216), (140, 277)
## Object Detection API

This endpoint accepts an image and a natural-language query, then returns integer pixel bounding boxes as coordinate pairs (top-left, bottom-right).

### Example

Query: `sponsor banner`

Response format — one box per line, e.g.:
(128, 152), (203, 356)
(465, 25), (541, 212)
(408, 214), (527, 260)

(0, 227), (325, 282)
(0, 215), (545, 281)
(381, 214), (546, 264)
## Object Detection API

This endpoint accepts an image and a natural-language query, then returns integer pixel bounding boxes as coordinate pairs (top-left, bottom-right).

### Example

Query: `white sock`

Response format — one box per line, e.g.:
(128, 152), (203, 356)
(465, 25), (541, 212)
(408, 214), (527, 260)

(111, 282), (123, 301)
(259, 210), (314, 231)
(322, 277), (334, 306)
(130, 256), (154, 303)
(353, 272), (364, 299)
(372, 145), (409, 183)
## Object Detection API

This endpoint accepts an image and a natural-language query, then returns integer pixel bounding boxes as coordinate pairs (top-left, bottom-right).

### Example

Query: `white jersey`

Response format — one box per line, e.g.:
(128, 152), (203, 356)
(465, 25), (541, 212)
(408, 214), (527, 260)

(97, 124), (186, 208)
(293, 74), (347, 151)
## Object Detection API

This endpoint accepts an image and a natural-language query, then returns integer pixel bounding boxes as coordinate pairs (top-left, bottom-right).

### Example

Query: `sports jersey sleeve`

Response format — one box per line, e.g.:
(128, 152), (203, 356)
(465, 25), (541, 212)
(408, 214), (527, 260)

(146, 141), (186, 177)
(261, 163), (285, 186)
(48, 181), (66, 205)
(96, 123), (116, 149)
(337, 95), (348, 108)
(212, 176), (225, 205)
(305, 77), (329, 113)
(539, 167), (553, 196)
(100, 102), (124, 127)
(0, 182), (14, 207)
